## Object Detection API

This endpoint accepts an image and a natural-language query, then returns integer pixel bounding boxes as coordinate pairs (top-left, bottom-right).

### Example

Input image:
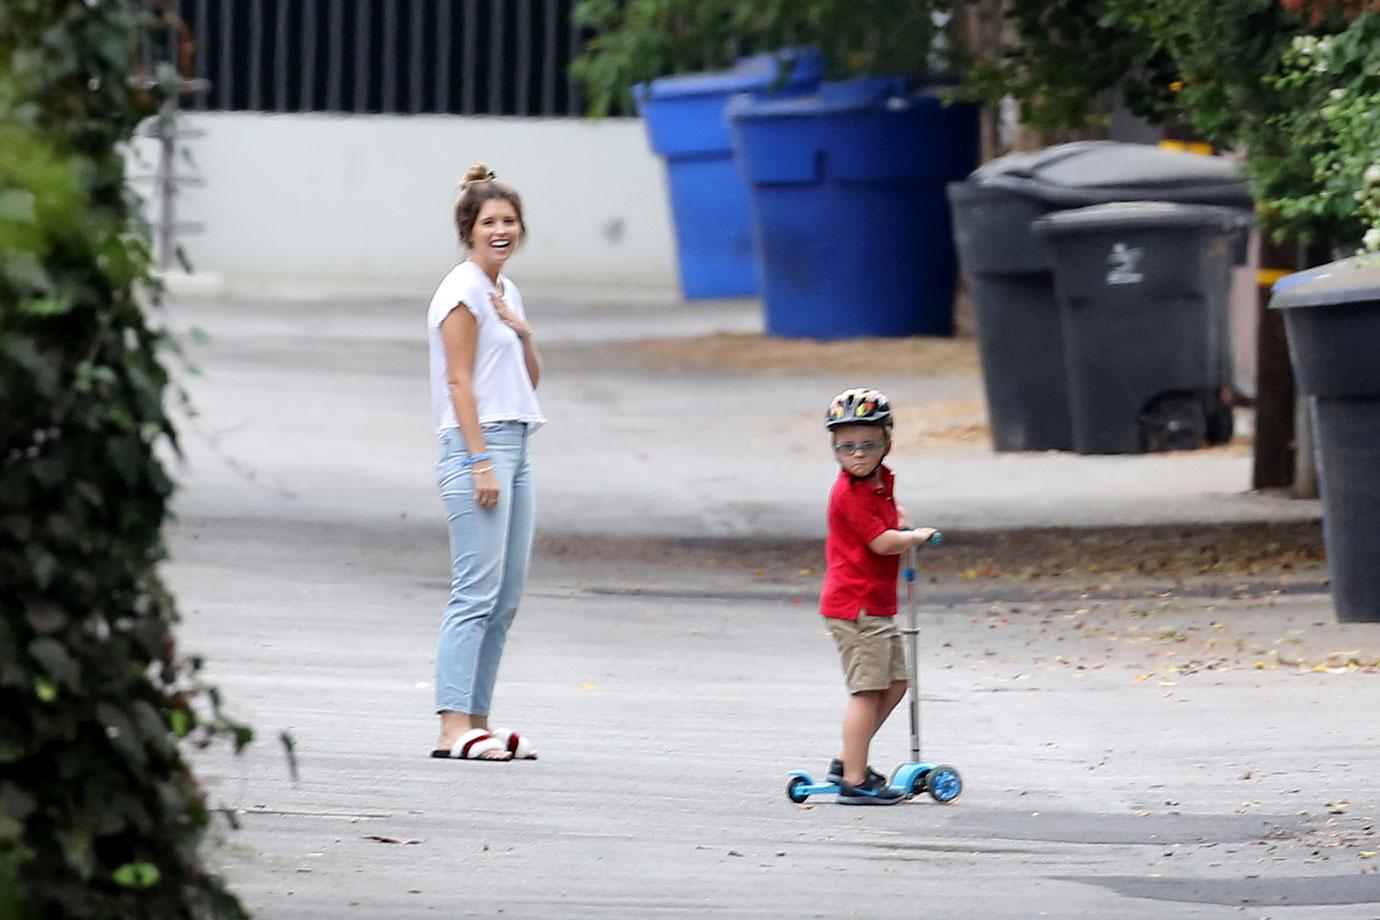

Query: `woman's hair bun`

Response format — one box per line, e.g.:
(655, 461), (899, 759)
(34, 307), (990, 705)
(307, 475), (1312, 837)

(459, 163), (497, 191)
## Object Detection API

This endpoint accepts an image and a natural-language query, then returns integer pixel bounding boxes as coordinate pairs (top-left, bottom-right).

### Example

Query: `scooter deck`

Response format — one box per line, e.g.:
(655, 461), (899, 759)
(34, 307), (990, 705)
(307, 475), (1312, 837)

(786, 763), (961, 803)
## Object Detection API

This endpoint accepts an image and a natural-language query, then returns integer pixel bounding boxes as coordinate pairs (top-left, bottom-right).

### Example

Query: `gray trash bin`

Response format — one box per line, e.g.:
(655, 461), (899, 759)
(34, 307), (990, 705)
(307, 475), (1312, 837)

(1271, 257), (1380, 623)
(1032, 202), (1250, 455)
(947, 141), (1253, 452)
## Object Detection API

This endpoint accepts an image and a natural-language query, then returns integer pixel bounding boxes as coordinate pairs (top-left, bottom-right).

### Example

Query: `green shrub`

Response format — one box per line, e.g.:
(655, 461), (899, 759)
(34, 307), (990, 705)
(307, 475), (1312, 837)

(1, 2), (248, 917)
(958, 0), (1377, 247)
(573, 0), (948, 116)
(1266, 12), (1380, 251)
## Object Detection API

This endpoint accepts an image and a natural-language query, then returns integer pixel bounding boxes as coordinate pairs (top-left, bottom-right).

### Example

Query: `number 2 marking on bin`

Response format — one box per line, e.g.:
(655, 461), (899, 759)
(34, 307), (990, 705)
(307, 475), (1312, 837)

(1107, 242), (1144, 285)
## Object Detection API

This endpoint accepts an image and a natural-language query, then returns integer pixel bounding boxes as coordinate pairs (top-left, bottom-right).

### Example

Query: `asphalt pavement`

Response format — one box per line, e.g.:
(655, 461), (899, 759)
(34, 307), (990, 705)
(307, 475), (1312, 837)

(161, 290), (1380, 918)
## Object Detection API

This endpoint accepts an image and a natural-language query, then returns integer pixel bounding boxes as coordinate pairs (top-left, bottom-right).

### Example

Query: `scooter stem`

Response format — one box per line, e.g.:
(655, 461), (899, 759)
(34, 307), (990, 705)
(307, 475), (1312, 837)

(904, 544), (921, 764)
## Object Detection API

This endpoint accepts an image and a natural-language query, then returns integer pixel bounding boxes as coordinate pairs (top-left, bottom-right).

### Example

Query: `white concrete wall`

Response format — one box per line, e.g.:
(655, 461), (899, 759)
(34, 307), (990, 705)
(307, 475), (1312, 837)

(131, 113), (679, 297)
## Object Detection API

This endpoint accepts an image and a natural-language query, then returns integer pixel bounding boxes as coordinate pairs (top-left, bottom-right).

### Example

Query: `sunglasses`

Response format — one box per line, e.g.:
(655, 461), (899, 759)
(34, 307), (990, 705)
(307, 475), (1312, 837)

(833, 440), (886, 455)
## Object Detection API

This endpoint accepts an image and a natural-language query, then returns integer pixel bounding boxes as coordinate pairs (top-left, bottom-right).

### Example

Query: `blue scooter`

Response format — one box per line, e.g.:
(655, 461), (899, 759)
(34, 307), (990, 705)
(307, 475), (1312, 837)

(786, 532), (962, 805)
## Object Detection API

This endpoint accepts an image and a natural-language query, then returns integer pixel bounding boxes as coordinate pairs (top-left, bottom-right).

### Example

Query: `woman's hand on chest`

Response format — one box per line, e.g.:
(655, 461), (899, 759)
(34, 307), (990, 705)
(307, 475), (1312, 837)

(489, 289), (531, 341)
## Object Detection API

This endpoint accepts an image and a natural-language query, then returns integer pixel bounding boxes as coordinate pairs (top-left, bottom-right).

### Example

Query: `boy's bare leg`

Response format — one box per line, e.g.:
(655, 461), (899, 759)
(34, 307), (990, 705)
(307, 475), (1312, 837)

(873, 679), (908, 733)
(840, 689), (884, 785)
(837, 681), (909, 779)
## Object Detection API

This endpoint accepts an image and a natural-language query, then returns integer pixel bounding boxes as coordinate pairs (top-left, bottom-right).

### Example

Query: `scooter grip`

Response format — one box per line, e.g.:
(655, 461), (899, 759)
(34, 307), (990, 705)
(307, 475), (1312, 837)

(928, 531), (944, 545)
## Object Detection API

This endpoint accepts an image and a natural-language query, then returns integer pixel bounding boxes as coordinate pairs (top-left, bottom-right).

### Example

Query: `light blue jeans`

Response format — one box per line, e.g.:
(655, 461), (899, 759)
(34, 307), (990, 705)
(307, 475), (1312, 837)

(434, 422), (535, 716)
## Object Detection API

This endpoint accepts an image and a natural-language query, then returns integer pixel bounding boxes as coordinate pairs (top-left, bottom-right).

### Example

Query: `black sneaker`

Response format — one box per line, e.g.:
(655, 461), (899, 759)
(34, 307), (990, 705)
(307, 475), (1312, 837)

(827, 759), (886, 787)
(837, 773), (905, 806)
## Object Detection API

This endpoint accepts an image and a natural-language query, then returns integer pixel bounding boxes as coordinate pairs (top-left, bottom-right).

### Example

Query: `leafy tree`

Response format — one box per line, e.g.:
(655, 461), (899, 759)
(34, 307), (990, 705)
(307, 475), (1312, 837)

(959, 0), (1177, 131)
(959, 0), (1375, 248)
(1282, 0), (1380, 25)
(1, 2), (248, 917)
(573, 0), (950, 116)
(1265, 11), (1380, 252)
(574, 0), (1378, 249)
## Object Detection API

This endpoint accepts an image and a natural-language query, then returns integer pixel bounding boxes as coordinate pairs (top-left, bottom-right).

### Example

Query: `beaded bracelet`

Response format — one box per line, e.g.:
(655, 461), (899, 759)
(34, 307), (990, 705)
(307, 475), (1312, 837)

(461, 452), (490, 469)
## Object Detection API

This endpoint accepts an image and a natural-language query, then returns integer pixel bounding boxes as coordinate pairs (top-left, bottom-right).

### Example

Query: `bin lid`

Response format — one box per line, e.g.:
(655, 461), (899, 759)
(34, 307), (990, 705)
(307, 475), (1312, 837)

(1271, 256), (1380, 309)
(636, 50), (823, 101)
(726, 75), (956, 120)
(972, 141), (1253, 208)
(1032, 201), (1252, 236)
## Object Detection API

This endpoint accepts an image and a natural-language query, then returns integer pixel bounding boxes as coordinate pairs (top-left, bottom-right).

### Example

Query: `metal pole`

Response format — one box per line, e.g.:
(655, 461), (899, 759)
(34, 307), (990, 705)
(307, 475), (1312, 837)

(249, 0), (264, 110)
(462, 0), (477, 114)
(516, 0), (531, 115)
(435, 0), (452, 112)
(193, 0), (209, 110)
(326, 0), (342, 110)
(274, 0), (291, 111)
(566, 0), (580, 114)
(218, 0), (234, 107)
(488, 0), (505, 114)
(541, 0), (557, 115)
(904, 545), (921, 764)
(355, 0), (371, 112)
(301, 0), (319, 111)
(155, 94), (178, 271)
(381, 0), (399, 112)
(408, 0), (425, 113)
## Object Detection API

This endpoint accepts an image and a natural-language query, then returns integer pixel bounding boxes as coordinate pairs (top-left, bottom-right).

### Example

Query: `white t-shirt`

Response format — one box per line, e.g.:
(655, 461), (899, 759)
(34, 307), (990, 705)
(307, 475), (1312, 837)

(427, 261), (546, 434)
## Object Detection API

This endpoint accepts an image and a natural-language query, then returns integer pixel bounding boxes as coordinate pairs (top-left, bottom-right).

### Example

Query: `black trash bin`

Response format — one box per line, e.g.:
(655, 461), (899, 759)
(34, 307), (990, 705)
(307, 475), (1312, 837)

(947, 141), (1253, 452)
(1271, 257), (1380, 623)
(1032, 202), (1250, 455)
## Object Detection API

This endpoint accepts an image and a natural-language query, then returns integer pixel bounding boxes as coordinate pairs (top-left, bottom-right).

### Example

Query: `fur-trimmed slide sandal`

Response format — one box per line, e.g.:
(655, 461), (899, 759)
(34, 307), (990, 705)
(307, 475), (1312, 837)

(431, 728), (513, 761)
(492, 727), (538, 760)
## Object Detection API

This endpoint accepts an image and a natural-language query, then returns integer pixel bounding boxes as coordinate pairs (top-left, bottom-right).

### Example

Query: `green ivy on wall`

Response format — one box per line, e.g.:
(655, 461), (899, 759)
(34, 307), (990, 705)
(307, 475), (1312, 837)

(1, 2), (248, 917)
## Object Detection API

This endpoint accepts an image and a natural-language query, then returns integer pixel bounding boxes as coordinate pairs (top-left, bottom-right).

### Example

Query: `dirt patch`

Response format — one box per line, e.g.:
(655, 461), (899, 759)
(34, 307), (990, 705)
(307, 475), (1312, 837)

(536, 520), (1326, 591)
(551, 332), (983, 377)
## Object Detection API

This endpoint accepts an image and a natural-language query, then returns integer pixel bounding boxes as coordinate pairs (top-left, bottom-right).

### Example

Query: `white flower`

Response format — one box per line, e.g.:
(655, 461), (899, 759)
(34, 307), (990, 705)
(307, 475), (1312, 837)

(1365, 227), (1380, 252)
(1364, 163), (1380, 187)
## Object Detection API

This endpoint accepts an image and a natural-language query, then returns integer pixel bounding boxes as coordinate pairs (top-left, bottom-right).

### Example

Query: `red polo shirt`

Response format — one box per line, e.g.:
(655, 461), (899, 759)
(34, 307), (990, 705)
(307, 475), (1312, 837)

(820, 465), (900, 620)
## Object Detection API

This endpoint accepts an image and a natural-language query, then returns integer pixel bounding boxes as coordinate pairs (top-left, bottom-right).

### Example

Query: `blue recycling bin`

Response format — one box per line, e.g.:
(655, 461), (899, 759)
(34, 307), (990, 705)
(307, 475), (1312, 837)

(727, 78), (979, 337)
(635, 51), (823, 300)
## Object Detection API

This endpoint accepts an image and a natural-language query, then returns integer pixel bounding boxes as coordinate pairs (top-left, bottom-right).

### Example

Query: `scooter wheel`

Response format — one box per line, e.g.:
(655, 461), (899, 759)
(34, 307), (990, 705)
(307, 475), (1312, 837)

(925, 765), (962, 803)
(786, 776), (811, 804)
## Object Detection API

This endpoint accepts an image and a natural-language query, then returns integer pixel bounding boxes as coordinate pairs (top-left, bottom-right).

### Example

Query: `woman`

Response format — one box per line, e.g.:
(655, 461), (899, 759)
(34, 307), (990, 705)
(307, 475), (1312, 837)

(426, 164), (544, 762)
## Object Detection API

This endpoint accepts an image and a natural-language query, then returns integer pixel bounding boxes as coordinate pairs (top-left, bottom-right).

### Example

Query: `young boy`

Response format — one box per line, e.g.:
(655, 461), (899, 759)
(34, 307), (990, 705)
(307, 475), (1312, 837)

(819, 388), (937, 805)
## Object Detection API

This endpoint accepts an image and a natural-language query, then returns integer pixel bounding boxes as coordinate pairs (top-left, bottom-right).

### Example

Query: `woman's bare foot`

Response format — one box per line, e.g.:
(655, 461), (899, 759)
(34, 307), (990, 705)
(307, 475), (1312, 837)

(435, 712), (511, 760)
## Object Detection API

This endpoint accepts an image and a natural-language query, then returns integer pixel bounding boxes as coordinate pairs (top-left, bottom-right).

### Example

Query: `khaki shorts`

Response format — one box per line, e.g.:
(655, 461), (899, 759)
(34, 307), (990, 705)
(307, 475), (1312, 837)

(826, 614), (908, 693)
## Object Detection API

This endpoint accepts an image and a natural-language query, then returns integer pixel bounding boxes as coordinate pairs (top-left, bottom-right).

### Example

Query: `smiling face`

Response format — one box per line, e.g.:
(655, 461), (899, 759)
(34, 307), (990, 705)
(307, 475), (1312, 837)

(467, 198), (523, 274)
